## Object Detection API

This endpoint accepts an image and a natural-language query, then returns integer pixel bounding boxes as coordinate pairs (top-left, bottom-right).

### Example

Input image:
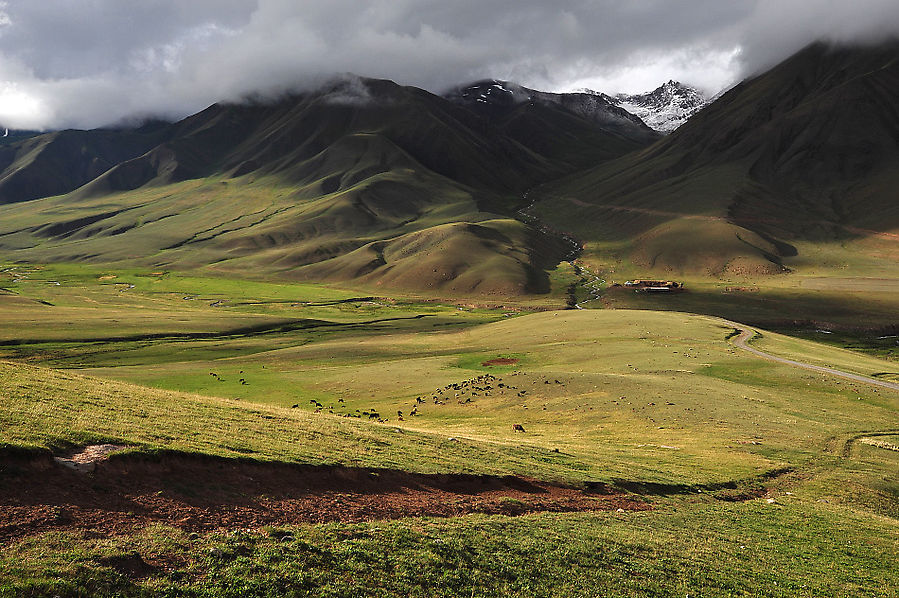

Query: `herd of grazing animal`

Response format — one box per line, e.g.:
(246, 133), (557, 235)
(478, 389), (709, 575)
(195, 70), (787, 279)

(215, 367), (571, 432)
(403, 372), (564, 433)
(421, 373), (502, 406)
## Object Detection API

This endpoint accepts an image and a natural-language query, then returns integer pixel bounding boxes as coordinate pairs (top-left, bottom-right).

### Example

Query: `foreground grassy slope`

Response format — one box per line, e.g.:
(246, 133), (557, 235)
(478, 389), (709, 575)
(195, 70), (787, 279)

(0, 359), (587, 480)
(3, 501), (897, 597)
(1, 306), (897, 596)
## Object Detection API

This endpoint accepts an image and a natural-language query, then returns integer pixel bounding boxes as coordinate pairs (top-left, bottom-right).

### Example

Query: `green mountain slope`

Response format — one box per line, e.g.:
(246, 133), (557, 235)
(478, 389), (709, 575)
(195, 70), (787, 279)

(0, 76), (651, 295)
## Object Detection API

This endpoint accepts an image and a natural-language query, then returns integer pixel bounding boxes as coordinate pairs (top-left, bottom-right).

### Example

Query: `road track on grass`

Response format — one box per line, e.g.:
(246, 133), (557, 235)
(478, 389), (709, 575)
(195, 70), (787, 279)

(727, 323), (899, 392)
(565, 199), (899, 242)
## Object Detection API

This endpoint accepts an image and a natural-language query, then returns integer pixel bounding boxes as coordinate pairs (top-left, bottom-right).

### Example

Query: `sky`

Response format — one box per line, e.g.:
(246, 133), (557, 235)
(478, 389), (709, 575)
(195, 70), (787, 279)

(0, 0), (898, 130)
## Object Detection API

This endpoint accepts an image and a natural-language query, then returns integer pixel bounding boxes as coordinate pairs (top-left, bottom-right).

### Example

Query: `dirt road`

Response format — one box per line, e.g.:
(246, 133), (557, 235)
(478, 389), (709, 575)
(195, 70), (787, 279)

(727, 323), (899, 392)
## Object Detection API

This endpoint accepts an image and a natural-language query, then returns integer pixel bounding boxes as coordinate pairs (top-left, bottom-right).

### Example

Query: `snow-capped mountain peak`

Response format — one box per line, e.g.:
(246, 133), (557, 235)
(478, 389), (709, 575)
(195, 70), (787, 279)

(612, 81), (708, 133)
(444, 80), (659, 142)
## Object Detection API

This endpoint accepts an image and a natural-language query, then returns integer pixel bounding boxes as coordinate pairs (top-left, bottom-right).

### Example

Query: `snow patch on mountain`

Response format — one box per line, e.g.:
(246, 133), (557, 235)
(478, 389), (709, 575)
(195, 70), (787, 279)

(611, 81), (708, 133)
(445, 79), (658, 142)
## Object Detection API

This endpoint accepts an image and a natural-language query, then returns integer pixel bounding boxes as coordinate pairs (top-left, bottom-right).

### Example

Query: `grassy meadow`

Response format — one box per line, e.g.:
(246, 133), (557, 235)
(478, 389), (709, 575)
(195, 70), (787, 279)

(1, 262), (897, 596)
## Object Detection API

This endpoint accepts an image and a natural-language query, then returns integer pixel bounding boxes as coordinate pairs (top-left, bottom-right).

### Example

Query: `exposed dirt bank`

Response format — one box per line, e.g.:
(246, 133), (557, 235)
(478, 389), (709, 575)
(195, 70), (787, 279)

(0, 450), (649, 543)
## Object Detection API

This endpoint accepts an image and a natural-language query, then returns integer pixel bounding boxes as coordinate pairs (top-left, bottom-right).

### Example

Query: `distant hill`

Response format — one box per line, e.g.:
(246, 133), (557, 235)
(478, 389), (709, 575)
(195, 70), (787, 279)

(0, 125), (168, 203)
(0, 76), (654, 295)
(611, 80), (709, 133)
(533, 41), (899, 277)
(0, 128), (42, 146)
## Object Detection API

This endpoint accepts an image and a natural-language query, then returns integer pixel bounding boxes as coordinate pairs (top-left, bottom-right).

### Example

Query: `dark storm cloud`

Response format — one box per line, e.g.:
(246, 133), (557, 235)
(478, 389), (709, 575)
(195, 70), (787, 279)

(0, 0), (896, 130)
(739, 0), (899, 76)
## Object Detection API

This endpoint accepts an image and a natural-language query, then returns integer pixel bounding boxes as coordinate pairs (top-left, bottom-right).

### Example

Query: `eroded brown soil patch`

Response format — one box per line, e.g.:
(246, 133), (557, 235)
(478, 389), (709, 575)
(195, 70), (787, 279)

(481, 357), (519, 366)
(0, 452), (648, 542)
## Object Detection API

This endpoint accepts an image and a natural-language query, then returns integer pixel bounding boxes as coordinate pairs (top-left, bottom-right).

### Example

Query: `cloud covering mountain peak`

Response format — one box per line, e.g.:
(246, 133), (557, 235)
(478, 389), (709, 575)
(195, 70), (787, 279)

(0, 0), (897, 130)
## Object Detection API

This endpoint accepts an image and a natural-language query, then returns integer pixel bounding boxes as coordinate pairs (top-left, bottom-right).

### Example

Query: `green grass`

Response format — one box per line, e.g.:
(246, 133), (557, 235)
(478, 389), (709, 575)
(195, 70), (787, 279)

(0, 360), (592, 480)
(2, 498), (896, 597)
(5, 306), (899, 486)
(0, 263), (514, 367)
(747, 329), (899, 380)
(771, 328), (898, 364)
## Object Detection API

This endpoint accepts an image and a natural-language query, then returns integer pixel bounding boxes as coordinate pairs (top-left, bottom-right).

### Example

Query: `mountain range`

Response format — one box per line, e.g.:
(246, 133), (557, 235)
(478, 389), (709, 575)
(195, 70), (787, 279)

(0, 40), (897, 298)
(0, 76), (655, 295)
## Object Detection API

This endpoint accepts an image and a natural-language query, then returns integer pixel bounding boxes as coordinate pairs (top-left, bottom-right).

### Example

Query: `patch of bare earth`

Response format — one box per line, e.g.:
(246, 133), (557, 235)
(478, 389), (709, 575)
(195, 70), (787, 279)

(0, 448), (649, 542)
(481, 358), (519, 366)
(53, 443), (129, 473)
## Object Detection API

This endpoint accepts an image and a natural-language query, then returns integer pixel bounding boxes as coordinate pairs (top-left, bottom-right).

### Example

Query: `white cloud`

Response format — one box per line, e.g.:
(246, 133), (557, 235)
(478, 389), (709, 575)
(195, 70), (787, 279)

(559, 45), (743, 96)
(0, 0), (896, 130)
